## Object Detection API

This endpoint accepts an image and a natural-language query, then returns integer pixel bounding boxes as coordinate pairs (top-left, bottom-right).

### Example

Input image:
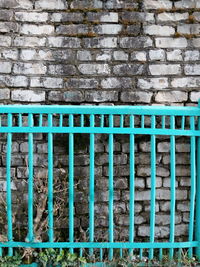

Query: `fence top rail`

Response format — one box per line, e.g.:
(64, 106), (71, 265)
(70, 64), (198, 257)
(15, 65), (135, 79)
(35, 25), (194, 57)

(0, 105), (200, 116)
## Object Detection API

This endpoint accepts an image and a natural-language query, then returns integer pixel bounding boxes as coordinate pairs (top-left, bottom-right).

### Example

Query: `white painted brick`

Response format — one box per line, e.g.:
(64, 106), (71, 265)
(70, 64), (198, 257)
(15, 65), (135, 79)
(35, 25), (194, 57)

(185, 64), (200, 75)
(190, 91), (200, 102)
(78, 64), (110, 75)
(100, 13), (118, 22)
(131, 51), (146, 62)
(0, 88), (10, 99)
(94, 24), (122, 35)
(13, 37), (46, 47)
(0, 36), (11, 46)
(144, 0), (172, 9)
(15, 12), (48, 22)
(11, 90), (45, 102)
(20, 24), (54, 35)
(149, 64), (181, 75)
(30, 77), (63, 88)
(35, 0), (67, 9)
(157, 12), (188, 22)
(149, 49), (165, 61)
(175, 0), (197, 9)
(192, 38), (200, 47)
(144, 25), (175, 36)
(167, 50), (183, 61)
(13, 62), (46, 74)
(171, 77), (200, 88)
(138, 78), (168, 89)
(0, 62), (12, 73)
(155, 91), (188, 103)
(156, 38), (187, 48)
(184, 50), (199, 61)
(113, 51), (128, 61)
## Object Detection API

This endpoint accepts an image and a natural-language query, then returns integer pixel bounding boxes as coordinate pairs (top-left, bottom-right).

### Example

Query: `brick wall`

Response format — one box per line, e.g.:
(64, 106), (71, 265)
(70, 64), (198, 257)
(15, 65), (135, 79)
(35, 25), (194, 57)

(0, 0), (199, 242)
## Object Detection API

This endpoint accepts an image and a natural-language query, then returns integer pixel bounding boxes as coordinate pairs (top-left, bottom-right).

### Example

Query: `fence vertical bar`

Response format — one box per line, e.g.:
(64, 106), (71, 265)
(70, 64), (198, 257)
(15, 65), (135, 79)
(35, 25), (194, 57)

(6, 113), (13, 256)
(89, 114), (95, 256)
(149, 115), (156, 260)
(169, 115), (175, 259)
(69, 114), (74, 253)
(129, 115), (135, 255)
(48, 113), (54, 242)
(27, 113), (34, 242)
(109, 114), (114, 260)
(188, 117), (196, 258)
(195, 111), (200, 259)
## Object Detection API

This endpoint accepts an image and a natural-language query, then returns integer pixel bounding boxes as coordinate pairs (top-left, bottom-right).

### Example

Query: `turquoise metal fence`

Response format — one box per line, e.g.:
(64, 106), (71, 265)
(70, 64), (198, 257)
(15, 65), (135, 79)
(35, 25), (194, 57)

(0, 104), (200, 261)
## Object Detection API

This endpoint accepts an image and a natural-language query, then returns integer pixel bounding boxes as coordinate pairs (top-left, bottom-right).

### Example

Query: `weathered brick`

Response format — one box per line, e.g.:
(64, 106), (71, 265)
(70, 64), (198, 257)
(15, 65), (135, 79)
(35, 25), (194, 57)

(184, 50), (199, 61)
(156, 38), (187, 48)
(0, 75), (28, 87)
(185, 64), (200, 75)
(113, 64), (144, 76)
(167, 50), (183, 61)
(15, 12), (48, 22)
(94, 24), (122, 35)
(20, 49), (53, 61)
(178, 24), (200, 35)
(83, 37), (117, 48)
(11, 90), (45, 102)
(51, 12), (83, 22)
(13, 37), (46, 47)
(0, 88), (10, 100)
(171, 77), (200, 88)
(149, 49), (165, 61)
(56, 25), (89, 35)
(13, 62), (46, 75)
(0, 36), (11, 47)
(149, 64), (181, 75)
(190, 91), (200, 102)
(105, 0), (138, 9)
(121, 91), (153, 103)
(0, 0), (33, 9)
(78, 64), (110, 75)
(157, 12), (188, 22)
(113, 51), (128, 61)
(85, 91), (118, 102)
(70, 0), (103, 9)
(65, 78), (99, 89)
(155, 91), (187, 103)
(131, 51), (146, 62)
(0, 62), (12, 74)
(87, 12), (118, 23)
(52, 50), (76, 62)
(126, 25), (141, 36)
(1, 49), (18, 60)
(35, 0), (67, 10)
(144, 0), (172, 9)
(20, 24), (54, 35)
(122, 12), (154, 23)
(175, 0), (198, 9)
(30, 77), (63, 88)
(48, 37), (81, 48)
(77, 51), (92, 61)
(137, 78), (169, 89)
(101, 78), (132, 89)
(0, 22), (18, 33)
(48, 64), (77, 75)
(144, 25), (175, 36)
(96, 50), (111, 61)
(0, 10), (13, 21)
(193, 12), (200, 22)
(120, 37), (153, 48)
(192, 38), (200, 47)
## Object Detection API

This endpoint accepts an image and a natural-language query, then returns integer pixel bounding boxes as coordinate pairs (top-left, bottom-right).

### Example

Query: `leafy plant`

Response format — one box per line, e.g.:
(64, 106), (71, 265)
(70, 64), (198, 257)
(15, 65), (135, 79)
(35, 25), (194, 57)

(0, 253), (22, 267)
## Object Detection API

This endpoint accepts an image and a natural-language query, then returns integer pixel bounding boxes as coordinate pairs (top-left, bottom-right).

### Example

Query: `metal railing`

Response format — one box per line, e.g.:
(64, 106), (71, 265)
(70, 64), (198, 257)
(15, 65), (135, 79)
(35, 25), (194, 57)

(0, 104), (200, 261)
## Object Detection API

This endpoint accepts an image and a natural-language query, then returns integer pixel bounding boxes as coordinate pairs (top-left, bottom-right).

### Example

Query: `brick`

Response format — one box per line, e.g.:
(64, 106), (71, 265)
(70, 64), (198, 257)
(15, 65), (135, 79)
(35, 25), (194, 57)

(52, 50), (76, 62)
(178, 24), (200, 35)
(77, 51), (92, 61)
(175, 0), (197, 9)
(56, 25), (89, 35)
(144, 0), (172, 9)
(101, 78), (132, 89)
(113, 51), (128, 61)
(15, 12), (48, 22)
(156, 38), (187, 48)
(157, 12), (188, 22)
(185, 64), (200, 75)
(20, 24), (54, 35)
(120, 37), (153, 48)
(122, 12), (154, 23)
(131, 52), (146, 62)
(126, 25), (141, 36)
(167, 50), (183, 61)
(0, 75), (28, 87)
(30, 77), (63, 88)
(0, 0), (33, 9)
(149, 49), (165, 61)
(105, 0), (138, 9)
(0, 10), (13, 21)
(0, 88), (10, 100)
(65, 78), (99, 89)
(48, 64), (77, 75)
(0, 36), (11, 47)
(171, 77), (200, 88)
(70, 0), (103, 9)
(63, 91), (84, 102)
(113, 64), (144, 76)
(35, 0), (67, 9)
(48, 37), (81, 48)
(144, 25), (175, 36)
(78, 64), (110, 75)
(121, 91), (153, 103)
(184, 50), (199, 61)
(11, 90), (45, 102)
(87, 12), (118, 23)
(0, 22), (18, 33)
(83, 37), (117, 48)
(13, 37), (46, 47)
(190, 91), (200, 102)
(149, 64), (181, 75)
(94, 24), (122, 35)
(0, 62), (12, 74)
(193, 12), (200, 22)
(96, 50), (111, 61)
(51, 13), (83, 22)
(192, 38), (200, 47)
(155, 91), (187, 103)
(13, 62), (46, 75)
(20, 49), (53, 61)
(85, 91), (118, 102)
(1, 49), (18, 60)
